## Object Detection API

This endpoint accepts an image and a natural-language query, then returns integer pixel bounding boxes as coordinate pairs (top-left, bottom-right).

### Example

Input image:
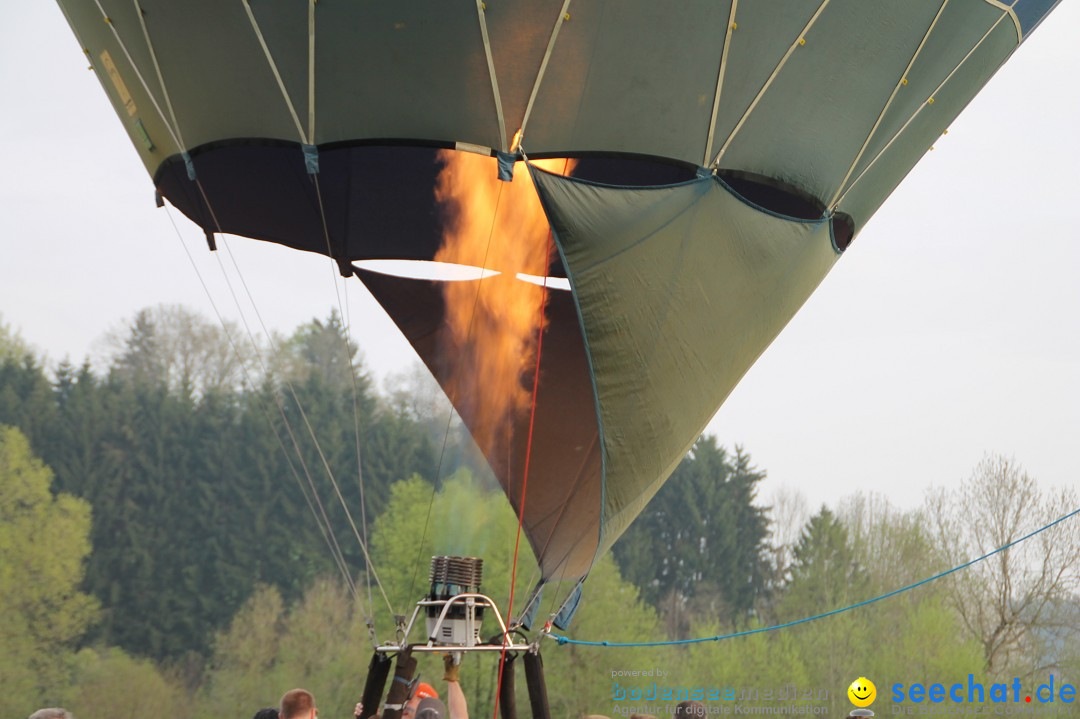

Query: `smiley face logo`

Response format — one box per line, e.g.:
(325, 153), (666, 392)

(848, 677), (876, 707)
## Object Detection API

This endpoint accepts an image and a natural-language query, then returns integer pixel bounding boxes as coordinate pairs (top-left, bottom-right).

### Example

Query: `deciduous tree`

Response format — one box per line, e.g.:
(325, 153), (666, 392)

(927, 454), (1080, 678)
(0, 425), (98, 714)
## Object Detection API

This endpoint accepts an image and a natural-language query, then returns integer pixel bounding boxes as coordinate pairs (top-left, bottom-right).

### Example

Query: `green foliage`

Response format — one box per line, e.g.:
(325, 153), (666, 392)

(367, 470), (537, 642)
(62, 647), (186, 719)
(105, 304), (249, 397)
(614, 438), (770, 635)
(839, 493), (942, 592)
(197, 469), (663, 719)
(0, 314), (35, 363)
(273, 311), (372, 398)
(362, 469), (665, 718)
(197, 579), (370, 719)
(0, 350), (56, 450)
(780, 506), (868, 619)
(0, 308), (435, 661)
(863, 593), (986, 684)
(681, 622), (810, 706)
(773, 501), (985, 716)
(0, 425), (98, 716)
(1, 309), (1075, 715)
(541, 554), (665, 718)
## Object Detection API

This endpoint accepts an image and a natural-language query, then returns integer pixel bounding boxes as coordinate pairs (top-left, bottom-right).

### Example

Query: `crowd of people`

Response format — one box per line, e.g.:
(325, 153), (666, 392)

(25, 685), (450, 719)
(26, 674), (706, 719)
(25, 654), (469, 719)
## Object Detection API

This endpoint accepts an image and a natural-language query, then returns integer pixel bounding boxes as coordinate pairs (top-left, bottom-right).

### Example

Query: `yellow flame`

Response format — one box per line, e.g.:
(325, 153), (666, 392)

(434, 151), (574, 459)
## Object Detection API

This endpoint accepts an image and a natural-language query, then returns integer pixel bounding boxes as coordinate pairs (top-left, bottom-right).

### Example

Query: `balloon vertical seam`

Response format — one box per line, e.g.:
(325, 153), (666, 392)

(241, 0), (308, 144)
(132, 0), (186, 154)
(517, 0), (574, 152)
(91, 0), (186, 154)
(474, 0), (508, 154)
(711, 0), (834, 168)
(833, 7), (1014, 211)
(703, 0), (739, 168)
(827, 0), (953, 211)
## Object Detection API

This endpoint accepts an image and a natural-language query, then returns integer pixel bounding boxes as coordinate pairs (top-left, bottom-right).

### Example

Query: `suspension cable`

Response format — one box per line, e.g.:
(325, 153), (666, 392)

(99, 0), (396, 630)
(212, 246), (362, 600)
(163, 204), (360, 601)
(311, 173), (380, 621)
(341, 267), (377, 623)
(120, 0), (370, 613)
(185, 172), (394, 619)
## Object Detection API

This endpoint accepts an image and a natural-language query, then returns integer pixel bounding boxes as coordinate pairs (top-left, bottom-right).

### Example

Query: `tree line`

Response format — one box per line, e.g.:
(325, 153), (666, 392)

(0, 307), (440, 661)
(0, 308), (1077, 719)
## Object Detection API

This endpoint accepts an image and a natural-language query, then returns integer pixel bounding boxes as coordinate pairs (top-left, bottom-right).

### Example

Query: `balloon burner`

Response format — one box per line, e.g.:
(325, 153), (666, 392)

(426, 555), (485, 647)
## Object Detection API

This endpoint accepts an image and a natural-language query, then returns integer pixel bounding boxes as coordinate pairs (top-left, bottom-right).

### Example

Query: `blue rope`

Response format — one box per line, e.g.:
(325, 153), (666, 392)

(552, 506), (1080, 648)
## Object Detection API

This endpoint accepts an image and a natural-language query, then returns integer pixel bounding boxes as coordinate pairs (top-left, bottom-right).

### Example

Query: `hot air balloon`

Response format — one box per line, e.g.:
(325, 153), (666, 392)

(55, 0), (1062, 672)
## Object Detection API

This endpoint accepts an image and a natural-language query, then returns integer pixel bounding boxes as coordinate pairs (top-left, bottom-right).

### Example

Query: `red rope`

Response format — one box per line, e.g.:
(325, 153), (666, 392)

(493, 157), (569, 718)
(492, 238), (552, 719)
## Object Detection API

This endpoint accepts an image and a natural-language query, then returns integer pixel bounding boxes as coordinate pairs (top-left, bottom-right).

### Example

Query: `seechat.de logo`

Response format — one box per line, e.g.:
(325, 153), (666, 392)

(891, 675), (1077, 705)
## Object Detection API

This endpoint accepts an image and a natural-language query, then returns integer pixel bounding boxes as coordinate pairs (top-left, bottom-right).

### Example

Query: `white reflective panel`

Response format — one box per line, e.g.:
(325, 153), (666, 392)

(515, 273), (571, 291)
(353, 260), (501, 282)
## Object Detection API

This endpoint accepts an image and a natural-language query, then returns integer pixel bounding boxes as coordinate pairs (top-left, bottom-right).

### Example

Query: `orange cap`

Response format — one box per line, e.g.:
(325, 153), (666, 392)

(414, 683), (439, 700)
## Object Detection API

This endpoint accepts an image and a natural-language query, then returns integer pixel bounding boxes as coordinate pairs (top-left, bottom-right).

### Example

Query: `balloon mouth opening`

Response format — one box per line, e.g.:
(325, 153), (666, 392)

(156, 141), (861, 265)
(717, 169), (826, 219)
(716, 169), (856, 250)
(831, 212), (855, 251)
(353, 260), (571, 290)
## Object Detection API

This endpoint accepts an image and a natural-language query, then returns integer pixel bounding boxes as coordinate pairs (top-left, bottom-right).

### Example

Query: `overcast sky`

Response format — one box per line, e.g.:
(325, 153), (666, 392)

(1, 3), (1076, 516)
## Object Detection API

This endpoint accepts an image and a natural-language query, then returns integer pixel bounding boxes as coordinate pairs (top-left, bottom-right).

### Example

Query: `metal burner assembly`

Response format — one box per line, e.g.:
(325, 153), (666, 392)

(426, 555), (485, 646)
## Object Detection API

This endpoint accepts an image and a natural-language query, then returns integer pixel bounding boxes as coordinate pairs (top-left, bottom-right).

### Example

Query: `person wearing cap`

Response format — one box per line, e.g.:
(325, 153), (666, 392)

(414, 697), (449, 719)
(675, 701), (705, 718)
(405, 682), (440, 719)
(354, 656), (468, 719)
(353, 681), (437, 719)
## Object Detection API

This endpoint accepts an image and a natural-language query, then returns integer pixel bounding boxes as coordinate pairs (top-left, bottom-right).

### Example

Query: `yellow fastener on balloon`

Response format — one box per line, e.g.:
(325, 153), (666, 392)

(901, 77), (908, 86)
(799, 37), (806, 45)
(928, 97), (935, 104)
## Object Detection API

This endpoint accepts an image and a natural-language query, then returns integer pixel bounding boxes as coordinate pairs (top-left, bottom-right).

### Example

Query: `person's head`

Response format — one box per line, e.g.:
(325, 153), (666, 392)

(254, 708), (279, 719)
(414, 697), (447, 719)
(675, 701), (705, 719)
(280, 689), (317, 719)
(29, 710), (74, 719)
(403, 682), (439, 719)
